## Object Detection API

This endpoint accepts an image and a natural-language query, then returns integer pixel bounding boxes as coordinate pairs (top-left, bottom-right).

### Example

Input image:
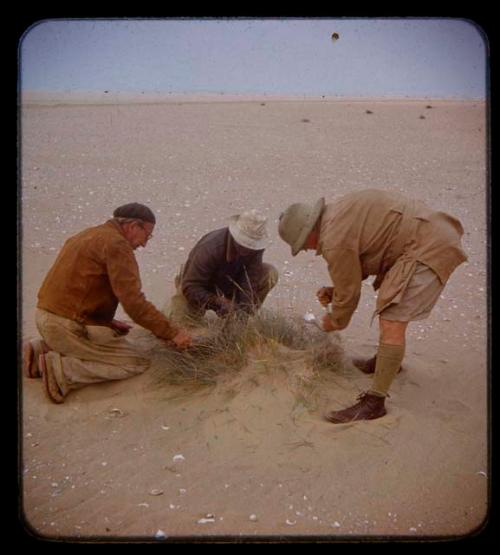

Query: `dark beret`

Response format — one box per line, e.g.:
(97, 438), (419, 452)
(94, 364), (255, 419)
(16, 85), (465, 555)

(113, 203), (156, 224)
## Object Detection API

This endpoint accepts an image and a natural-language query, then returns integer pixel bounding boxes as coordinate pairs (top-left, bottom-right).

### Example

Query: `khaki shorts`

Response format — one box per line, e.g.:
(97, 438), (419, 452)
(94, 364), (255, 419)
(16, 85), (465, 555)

(380, 262), (444, 322)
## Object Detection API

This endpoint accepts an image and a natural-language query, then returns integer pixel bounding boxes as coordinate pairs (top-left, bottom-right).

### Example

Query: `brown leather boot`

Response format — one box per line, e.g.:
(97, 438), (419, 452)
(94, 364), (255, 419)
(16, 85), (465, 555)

(324, 393), (387, 423)
(352, 355), (377, 374)
(352, 355), (403, 375)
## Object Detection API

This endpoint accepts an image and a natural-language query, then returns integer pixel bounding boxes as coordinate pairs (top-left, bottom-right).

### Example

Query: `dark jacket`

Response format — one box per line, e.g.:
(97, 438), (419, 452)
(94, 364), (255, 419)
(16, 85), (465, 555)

(180, 228), (265, 314)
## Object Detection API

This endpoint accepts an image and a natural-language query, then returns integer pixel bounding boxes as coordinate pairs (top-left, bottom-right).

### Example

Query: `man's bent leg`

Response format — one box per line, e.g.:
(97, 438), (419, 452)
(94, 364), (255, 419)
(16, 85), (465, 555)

(164, 291), (205, 326)
(36, 309), (150, 396)
(325, 319), (407, 423)
(252, 263), (279, 308)
(44, 349), (149, 397)
(163, 264), (206, 326)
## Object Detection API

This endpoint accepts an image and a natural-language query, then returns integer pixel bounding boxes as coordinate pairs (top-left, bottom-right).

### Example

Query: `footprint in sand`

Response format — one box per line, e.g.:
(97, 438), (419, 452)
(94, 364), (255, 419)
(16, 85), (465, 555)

(318, 414), (402, 448)
(430, 398), (471, 427)
(436, 398), (471, 413)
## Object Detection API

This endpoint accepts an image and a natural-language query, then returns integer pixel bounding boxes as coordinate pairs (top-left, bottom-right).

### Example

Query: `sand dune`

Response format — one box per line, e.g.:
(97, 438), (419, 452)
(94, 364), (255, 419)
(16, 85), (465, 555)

(20, 96), (488, 541)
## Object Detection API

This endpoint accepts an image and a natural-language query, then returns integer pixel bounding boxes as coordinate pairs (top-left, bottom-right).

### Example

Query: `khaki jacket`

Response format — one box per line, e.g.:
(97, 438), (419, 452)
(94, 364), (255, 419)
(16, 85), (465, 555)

(37, 220), (179, 340)
(316, 189), (467, 329)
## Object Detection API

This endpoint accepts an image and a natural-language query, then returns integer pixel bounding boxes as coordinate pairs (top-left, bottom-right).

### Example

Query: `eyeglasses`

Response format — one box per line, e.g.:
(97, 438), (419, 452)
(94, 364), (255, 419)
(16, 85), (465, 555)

(138, 221), (154, 240)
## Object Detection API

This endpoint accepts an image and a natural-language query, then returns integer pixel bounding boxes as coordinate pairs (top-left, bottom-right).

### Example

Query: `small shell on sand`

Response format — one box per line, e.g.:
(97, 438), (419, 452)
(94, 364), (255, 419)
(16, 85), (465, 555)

(149, 489), (164, 496)
(197, 514), (216, 524)
(108, 408), (126, 418)
(155, 530), (167, 539)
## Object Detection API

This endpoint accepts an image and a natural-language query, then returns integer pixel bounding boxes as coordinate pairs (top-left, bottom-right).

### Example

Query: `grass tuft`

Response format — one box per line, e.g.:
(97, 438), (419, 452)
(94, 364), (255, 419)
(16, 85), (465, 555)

(150, 309), (345, 387)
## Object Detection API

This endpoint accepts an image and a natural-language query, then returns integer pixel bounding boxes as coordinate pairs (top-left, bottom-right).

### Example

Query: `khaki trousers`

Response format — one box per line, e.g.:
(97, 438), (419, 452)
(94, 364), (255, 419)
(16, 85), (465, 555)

(35, 308), (150, 396)
(164, 263), (279, 326)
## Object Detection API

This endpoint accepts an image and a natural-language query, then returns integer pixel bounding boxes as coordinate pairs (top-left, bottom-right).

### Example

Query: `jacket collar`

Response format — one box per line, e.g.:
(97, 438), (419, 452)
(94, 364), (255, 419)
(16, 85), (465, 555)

(106, 219), (128, 240)
(315, 212), (325, 256)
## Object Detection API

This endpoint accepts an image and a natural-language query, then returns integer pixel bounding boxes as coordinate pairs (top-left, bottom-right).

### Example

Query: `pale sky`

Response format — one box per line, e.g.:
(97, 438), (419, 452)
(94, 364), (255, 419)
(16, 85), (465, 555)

(19, 18), (487, 98)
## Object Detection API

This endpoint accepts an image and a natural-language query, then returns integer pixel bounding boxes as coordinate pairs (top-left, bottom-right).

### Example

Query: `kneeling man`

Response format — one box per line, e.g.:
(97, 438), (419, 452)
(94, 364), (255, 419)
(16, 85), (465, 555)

(166, 209), (278, 324)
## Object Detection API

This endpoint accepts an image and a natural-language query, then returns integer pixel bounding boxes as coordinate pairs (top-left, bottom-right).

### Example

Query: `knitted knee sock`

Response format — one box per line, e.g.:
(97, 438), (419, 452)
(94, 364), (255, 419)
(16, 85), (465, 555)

(369, 343), (405, 397)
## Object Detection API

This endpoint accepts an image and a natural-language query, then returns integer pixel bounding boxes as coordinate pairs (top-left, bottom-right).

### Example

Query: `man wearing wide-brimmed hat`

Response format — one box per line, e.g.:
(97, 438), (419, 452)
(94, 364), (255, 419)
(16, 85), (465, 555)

(166, 209), (278, 324)
(23, 203), (193, 404)
(278, 189), (467, 423)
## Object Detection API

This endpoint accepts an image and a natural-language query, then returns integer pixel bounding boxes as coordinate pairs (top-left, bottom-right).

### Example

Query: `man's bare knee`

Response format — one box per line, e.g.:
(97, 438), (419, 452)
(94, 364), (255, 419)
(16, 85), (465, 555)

(379, 318), (408, 345)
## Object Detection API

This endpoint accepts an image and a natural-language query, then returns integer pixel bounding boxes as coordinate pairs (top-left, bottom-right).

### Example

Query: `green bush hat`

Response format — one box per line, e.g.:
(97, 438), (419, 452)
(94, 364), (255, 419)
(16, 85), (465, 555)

(278, 198), (325, 256)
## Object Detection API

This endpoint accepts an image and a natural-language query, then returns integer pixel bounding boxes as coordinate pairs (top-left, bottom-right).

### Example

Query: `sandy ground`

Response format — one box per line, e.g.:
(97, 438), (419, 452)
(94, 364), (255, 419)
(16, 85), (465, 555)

(19, 95), (489, 542)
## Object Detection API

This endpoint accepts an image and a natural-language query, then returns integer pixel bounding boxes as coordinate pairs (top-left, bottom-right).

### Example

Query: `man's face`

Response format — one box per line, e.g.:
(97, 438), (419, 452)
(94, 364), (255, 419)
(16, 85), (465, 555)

(303, 229), (319, 251)
(126, 220), (155, 250)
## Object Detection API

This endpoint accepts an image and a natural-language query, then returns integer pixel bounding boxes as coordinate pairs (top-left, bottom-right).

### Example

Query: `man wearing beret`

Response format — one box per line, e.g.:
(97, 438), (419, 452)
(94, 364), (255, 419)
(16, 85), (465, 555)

(23, 203), (192, 404)
(166, 209), (278, 324)
(278, 189), (467, 423)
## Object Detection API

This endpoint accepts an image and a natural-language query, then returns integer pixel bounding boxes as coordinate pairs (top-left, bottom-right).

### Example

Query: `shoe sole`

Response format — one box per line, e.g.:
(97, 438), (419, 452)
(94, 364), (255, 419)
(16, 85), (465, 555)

(23, 342), (39, 378)
(23, 340), (50, 378)
(324, 408), (387, 424)
(40, 354), (65, 404)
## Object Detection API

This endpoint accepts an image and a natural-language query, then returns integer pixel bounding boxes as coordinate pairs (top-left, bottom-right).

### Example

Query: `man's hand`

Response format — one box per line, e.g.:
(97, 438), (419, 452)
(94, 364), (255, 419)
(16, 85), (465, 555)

(321, 313), (338, 332)
(316, 286), (334, 307)
(171, 329), (193, 350)
(215, 296), (237, 317)
(111, 319), (133, 335)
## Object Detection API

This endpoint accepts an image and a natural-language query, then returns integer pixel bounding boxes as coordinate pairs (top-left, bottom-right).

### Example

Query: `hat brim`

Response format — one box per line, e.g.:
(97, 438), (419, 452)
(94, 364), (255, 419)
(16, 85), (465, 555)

(291, 197), (325, 256)
(228, 216), (268, 250)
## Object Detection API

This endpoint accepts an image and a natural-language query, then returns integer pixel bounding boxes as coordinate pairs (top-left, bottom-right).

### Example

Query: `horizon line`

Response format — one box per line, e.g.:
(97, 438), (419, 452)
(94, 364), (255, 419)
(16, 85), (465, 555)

(20, 90), (486, 106)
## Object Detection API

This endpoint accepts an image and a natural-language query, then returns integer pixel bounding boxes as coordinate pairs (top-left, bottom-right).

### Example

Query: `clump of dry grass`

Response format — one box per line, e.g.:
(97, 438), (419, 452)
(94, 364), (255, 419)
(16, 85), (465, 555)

(151, 309), (345, 387)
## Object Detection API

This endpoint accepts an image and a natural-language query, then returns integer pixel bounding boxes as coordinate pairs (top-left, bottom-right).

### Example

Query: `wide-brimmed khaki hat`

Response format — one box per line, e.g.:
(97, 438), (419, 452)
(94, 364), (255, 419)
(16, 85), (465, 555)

(278, 198), (325, 256)
(228, 209), (269, 250)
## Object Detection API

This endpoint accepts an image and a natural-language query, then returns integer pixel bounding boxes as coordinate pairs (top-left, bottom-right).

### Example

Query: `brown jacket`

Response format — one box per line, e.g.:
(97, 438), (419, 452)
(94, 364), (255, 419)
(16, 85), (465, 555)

(37, 220), (179, 340)
(180, 227), (265, 314)
(317, 189), (467, 329)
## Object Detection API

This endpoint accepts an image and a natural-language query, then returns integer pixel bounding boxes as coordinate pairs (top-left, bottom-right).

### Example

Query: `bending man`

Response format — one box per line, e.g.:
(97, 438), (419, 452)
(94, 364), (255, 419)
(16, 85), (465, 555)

(278, 189), (467, 423)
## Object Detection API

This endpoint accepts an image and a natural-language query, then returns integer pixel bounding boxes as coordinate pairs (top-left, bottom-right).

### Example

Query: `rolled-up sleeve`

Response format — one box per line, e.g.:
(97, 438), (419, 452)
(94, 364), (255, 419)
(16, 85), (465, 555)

(106, 241), (179, 340)
(323, 247), (363, 330)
